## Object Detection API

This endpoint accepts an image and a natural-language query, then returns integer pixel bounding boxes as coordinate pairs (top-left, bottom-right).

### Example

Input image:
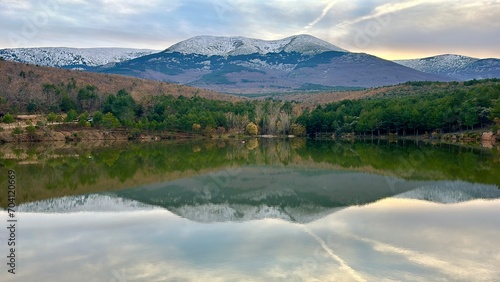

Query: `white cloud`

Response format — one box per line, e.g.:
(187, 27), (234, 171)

(0, 0), (499, 58)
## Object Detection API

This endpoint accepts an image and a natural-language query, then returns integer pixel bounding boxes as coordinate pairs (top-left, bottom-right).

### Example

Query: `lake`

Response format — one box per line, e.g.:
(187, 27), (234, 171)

(1, 139), (500, 281)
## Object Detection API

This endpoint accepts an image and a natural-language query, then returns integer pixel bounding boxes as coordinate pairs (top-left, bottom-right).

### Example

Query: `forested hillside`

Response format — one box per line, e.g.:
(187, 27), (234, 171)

(0, 60), (237, 115)
(296, 80), (500, 136)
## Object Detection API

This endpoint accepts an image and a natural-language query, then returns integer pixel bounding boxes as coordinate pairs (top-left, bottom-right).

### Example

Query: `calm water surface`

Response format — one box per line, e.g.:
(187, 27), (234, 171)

(1, 139), (499, 281)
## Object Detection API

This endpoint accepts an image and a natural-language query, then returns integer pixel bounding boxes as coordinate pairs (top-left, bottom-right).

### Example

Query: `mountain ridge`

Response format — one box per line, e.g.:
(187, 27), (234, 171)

(5, 35), (500, 94)
(98, 36), (449, 94)
(395, 54), (500, 80)
(14, 179), (500, 224)
(0, 47), (159, 69)
(164, 34), (348, 56)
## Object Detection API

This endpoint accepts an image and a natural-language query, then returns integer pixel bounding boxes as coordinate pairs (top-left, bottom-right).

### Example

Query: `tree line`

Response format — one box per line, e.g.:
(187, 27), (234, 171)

(2, 79), (500, 137)
(296, 80), (500, 136)
(0, 82), (306, 136)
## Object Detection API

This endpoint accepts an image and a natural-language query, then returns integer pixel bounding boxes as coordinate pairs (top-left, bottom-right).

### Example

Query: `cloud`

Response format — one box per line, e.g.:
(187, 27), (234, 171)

(314, 0), (500, 58)
(9, 195), (500, 282)
(363, 0), (500, 58)
(0, 0), (499, 59)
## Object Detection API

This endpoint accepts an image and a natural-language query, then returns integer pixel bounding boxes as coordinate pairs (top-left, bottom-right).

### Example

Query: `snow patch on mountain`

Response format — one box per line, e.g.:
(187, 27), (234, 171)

(0, 47), (159, 67)
(238, 58), (297, 71)
(17, 194), (156, 213)
(395, 54), (478, 75)
(394, 181), (500, 204)
(170, 203), (343, 224)
(165, 34), (348, 56)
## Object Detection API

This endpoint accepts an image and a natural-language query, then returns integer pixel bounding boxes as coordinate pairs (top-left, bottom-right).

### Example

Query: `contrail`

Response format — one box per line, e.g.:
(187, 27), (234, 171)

(333, 0), (428, 30)
(301, 226), (367, 282)
(337, 231), (496, 280)
(304, 0), (338, 29)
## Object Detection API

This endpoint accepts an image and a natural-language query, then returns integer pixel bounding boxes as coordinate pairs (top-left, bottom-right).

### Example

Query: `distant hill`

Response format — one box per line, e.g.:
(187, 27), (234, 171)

(279, 79), (500, 106)
(395, 182), (500, 204)
(0, 60), (238, 112)
(395, 54), (500, 81)
(0, 47), (159, 70)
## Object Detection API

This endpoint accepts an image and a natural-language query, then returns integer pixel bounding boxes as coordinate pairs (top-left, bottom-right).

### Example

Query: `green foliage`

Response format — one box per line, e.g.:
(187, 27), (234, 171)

(2, 113), (15, 124)
(491, 100), (500, 121)
(103, 89), (137, 126)
(192, 123), (201, 131)
(65, 109), (78, 122)
(298, 81), (500, 135)
(493, 118), (500, 133)
(93, 111), (104, 126)
(47, 112), (58, 122)
(77, 85), (99, 111)
(67, 78), (77, 92)
(140, 95), (255, 132)
(290, 123), (306, 136)
(246, 122), (258, 135)
(281, 101), (293, 115)
(12, 127), (23, 135)
(26, 125), (37, 136)
(27, 102), (38, 113)
(78, 112), (90, 126)
(101, 112), (121, 129)
(459, 100), (478, 130)
(60, 94), (77, 112)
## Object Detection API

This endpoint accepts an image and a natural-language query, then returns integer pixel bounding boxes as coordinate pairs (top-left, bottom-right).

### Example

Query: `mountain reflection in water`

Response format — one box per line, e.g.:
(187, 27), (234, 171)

(2, 139), (500, 281)
(9, 174), (500, 282)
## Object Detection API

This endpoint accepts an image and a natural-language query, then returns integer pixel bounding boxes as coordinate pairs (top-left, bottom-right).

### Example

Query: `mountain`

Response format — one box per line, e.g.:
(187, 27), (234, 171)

(0, 47), (159, 70)
(110, 167), (432, 223)
(13, 167), (423, 223)
(165, 34), (348, 56)
(0, 35), (459, 94)
(395, 181), (500, 204)
(97, 35), (450, 94)
(395, 54), (500, 81)
(15, 170), (500, 224)
(17, 194), (156, 213)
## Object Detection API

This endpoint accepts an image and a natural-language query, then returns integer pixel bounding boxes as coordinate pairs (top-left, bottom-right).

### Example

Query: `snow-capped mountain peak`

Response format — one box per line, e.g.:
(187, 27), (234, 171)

(164, 34), (348, 56)
(394, 54), (500, 80)
(0, 47), (159, 68)
(395, 54), (478, 74)
(395, 181), (500, 204)
(16, 194), (156, 213)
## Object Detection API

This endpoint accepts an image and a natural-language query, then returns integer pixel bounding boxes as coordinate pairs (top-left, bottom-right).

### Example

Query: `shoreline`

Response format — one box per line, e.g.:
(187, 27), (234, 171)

(0, 126), (204, 143)
(0, 124), (498, 149)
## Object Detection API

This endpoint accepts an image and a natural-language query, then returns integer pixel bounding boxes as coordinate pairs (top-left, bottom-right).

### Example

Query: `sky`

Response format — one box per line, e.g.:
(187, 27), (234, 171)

(0, 0), (499, 60)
